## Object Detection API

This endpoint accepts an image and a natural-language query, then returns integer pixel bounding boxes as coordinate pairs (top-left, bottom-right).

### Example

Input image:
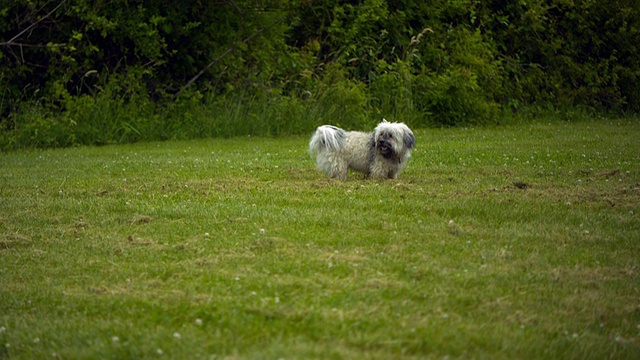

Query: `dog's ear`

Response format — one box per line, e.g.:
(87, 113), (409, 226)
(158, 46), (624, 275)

(403, 129), (416, 149)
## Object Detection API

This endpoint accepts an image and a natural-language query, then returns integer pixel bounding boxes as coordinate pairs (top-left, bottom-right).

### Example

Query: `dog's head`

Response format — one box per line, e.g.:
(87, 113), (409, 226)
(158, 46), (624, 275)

(373, 119), (415, 158)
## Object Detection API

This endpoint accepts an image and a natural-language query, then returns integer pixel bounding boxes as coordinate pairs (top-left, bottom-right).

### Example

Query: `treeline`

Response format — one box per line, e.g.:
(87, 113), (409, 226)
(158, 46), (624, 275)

(1, 0), (639, 149)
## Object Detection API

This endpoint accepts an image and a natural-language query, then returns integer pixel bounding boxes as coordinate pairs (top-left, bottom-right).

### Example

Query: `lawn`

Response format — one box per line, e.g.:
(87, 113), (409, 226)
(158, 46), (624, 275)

(1, 119), (639, 359)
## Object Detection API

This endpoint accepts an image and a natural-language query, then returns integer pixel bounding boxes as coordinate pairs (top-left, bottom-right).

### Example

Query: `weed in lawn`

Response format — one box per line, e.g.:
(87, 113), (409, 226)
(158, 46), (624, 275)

(0, 119), (639, 359)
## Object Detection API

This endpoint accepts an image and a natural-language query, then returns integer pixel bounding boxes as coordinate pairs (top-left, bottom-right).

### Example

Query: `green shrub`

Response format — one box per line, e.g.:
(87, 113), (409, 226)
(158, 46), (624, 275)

(414, 68), (499, 127)
(2, 0), (638, 150)
(3, 106), (75, 149)
(303, 63), (370, 130)
(368, 61), (420, 124)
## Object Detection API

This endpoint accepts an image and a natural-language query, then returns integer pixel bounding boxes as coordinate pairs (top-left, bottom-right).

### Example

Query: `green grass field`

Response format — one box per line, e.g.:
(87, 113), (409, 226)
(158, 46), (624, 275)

(1, 119), (639, 359)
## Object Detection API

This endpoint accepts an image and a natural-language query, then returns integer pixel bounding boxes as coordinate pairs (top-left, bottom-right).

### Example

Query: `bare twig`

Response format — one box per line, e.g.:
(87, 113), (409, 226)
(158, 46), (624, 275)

(2, 42), (66, 48)
(173, 26), (265, 100)
(227, 0), (244, 15)
(0, 0), (68, 47)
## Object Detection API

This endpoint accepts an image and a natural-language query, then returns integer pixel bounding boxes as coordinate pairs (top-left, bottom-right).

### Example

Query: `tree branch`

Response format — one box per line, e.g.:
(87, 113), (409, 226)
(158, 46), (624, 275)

(2, 43), (67, 48)
(0, 0), (67, 47)
(173, 26), (265, 100)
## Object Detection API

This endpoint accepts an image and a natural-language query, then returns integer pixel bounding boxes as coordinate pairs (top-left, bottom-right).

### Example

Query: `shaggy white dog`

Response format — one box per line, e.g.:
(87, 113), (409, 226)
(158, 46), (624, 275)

(309, 119), (415, 179)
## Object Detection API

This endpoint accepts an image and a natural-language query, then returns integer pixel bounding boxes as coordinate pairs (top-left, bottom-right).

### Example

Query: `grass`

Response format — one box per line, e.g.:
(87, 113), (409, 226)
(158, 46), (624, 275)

(0, 118), (639, 359)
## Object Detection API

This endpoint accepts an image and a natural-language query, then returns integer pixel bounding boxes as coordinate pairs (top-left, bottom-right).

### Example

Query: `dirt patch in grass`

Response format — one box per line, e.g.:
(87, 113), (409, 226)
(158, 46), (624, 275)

(0, 233), (31, 250)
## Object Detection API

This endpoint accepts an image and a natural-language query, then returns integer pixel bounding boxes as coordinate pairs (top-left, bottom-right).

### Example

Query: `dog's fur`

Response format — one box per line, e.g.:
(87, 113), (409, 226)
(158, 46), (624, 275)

(309, 119), (415, 179)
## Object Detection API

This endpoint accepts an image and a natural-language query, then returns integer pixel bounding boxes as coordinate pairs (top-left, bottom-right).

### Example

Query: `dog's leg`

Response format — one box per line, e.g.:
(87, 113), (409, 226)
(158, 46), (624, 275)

(330, 159), (349, 180)
(368, 160), (389, 179)
(317, 152), (349, 180)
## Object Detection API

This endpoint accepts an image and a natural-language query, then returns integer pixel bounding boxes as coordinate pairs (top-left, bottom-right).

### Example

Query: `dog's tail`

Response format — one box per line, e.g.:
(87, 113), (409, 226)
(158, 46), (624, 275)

(309, 125), (346, 156)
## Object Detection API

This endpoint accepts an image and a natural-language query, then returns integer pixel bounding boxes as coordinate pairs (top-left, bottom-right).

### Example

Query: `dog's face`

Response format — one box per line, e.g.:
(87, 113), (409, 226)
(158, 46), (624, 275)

(374, 120), (415, 158)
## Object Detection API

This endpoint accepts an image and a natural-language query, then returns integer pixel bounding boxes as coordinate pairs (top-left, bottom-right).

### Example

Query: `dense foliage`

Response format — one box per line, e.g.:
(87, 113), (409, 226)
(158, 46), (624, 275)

(1, 0), (639, 148)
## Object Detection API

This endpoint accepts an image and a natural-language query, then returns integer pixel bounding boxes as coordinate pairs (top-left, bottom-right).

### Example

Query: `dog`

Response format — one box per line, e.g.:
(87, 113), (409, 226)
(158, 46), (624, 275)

(309, 119), (415, 179)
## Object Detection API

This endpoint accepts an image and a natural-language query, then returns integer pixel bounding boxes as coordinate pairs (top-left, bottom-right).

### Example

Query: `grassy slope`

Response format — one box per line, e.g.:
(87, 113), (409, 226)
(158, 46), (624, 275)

(0, 119), (639, 359)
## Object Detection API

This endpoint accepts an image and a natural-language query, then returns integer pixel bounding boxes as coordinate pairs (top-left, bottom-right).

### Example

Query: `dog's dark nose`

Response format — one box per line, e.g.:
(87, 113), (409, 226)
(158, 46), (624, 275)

(377, 139), (393, 157)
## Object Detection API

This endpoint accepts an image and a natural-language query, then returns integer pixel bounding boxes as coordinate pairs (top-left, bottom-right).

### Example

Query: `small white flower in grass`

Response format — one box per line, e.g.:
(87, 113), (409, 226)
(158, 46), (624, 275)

(195, 318), (203, 326)
(204, 232), (210, 237)
(112, 336), (120, 343)
(173, 332), (181, 339)
(157, 348), (163, 355)
(260, 228), (265, 235)
(0, 326), (5, 333)
(274, 297), (280, 304)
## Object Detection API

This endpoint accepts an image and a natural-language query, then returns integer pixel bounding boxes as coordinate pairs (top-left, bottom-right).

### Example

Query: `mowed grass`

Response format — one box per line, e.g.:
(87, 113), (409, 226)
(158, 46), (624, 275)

(0, 119), (639, 359)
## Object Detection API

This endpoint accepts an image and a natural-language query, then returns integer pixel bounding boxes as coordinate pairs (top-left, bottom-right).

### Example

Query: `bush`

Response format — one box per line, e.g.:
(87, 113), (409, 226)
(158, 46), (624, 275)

(1, 0), (638, 150)
(413, 68), (499, 127)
